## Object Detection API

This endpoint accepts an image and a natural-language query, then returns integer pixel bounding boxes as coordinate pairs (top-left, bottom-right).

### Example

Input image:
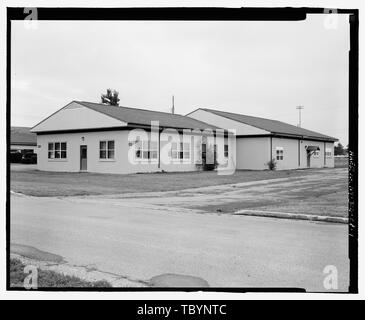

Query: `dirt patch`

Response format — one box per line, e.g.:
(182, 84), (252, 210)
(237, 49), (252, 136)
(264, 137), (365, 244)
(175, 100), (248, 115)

(149, 274), (209, 287)
(169, 168), (348, 218)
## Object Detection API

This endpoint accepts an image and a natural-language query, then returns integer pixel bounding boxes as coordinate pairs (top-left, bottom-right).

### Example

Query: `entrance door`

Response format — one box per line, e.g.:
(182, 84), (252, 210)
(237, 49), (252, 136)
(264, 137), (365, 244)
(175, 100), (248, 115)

(202, 143), (206, 164)
(307, 153), (311, 168)
(80, 145), (87, 171)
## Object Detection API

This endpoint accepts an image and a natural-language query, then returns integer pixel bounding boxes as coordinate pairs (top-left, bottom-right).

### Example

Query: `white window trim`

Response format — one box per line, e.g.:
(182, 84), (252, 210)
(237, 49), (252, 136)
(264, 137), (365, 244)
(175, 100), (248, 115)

(325, 148), (332, 157)
(99, 140), (115, 161)
(224, 144), (229, 158)
(171, 141), (191, 163)
(313, 150), (320, 158)
(276, 147), (284, 161)
(48, 141), (68, 161)
(149, 140), (158, 162)
(133, 139), (158, 163)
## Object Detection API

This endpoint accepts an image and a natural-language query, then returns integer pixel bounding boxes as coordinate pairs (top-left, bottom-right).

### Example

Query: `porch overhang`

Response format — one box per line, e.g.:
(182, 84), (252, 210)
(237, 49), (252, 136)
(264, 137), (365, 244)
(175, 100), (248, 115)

(305, 145), (320, 152)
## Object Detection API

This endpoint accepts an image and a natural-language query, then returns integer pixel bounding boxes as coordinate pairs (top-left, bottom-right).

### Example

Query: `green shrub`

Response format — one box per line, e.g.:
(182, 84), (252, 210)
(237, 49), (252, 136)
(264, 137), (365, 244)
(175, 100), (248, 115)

(266, 158), (277, 170)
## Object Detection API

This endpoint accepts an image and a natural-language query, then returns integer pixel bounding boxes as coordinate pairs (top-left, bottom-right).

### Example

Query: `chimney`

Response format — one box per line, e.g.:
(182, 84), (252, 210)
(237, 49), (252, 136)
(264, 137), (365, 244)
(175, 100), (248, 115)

(172, 95), (175, 114)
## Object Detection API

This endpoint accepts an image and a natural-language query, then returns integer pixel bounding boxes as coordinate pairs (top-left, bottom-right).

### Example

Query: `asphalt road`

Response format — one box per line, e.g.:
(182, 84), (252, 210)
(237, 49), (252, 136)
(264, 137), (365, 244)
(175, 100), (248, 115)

(10, 193), (349, 291)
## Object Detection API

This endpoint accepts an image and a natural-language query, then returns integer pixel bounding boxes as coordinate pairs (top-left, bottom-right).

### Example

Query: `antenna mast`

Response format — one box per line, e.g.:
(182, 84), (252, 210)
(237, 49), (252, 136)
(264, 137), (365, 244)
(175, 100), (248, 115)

(296, 106), (304, 127)
(172, 95), (175, 114)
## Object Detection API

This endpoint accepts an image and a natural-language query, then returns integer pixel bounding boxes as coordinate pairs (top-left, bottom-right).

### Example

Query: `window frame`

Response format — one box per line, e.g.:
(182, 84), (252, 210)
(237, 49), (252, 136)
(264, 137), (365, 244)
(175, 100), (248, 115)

(224, 144), (229, 158)
(325, 148), (332, 157)
(48, 141), (67, 161)
(133, 138), (158, 162)
(171, 140), (191, 162)
(276, 147), (284, 161)
(99, 139), (115, 161)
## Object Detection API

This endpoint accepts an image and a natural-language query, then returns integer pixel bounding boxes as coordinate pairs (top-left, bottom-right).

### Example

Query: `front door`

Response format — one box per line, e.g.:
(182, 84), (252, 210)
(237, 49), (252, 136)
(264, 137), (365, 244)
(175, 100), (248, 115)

(306, 153), (311, 168)
(80, 145), (87, 171)
(202, 143), (206, 164)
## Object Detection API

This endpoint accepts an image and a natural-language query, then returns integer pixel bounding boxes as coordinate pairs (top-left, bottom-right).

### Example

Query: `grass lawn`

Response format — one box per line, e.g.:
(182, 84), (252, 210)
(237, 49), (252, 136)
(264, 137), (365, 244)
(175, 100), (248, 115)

(11, 167), (328, 197)
(334, 156), (348, 168)
(10, 258), (111, 288)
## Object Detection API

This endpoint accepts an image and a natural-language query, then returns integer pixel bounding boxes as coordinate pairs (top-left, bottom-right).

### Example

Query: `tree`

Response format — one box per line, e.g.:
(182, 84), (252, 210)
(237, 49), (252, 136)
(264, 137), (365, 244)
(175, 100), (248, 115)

(101, 88), (120, 106)
(334, 142), (345, 156)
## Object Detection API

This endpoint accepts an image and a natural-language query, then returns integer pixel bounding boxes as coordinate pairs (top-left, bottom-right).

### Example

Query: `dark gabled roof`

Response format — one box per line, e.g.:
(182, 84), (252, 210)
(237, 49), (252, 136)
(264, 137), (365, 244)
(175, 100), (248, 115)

(197, 108), (337, 141)
(11, 126), (37, 145)
(76, 101), (218, 131)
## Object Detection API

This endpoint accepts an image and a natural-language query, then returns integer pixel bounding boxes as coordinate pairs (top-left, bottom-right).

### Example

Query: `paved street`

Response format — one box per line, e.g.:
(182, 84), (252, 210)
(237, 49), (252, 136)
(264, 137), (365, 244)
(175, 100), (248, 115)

(11, 189), (349, 291)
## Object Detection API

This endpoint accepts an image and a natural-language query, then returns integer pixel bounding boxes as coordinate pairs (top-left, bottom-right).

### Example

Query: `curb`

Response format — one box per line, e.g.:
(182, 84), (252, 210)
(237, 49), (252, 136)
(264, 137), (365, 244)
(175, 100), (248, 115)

(234, 209), (348, 224)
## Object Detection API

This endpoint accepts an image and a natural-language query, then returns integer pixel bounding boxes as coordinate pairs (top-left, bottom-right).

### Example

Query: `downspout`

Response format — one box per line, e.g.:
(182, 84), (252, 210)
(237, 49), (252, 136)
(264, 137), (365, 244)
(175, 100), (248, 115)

(158, 129), (161, 169)
(324, 141), (326, 166)
(270, 135), (273, 161)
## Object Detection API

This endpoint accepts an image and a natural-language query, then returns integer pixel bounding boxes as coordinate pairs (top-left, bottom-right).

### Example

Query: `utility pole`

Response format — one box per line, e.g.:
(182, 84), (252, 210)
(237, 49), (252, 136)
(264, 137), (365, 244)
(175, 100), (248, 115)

(296, 106), (304, 127)
(172, 95), (175, 114)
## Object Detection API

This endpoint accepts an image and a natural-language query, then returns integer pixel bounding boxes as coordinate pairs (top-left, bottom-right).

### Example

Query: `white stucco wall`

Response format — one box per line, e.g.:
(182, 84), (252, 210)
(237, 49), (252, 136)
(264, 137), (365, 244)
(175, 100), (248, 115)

(299, 140), (334, 169)
(236, 137), (271, 170)
(233, 136), (335, 171)
(323, 142), (335, 168)
(271, 137), (299, 170)
(271, 137), (335, 170)
(36, 129), (235, 174)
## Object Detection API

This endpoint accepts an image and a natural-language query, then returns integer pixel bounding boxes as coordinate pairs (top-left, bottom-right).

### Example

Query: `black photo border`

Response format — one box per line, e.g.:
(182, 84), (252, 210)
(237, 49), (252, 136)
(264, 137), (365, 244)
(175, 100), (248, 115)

(6, 6), (359, 294)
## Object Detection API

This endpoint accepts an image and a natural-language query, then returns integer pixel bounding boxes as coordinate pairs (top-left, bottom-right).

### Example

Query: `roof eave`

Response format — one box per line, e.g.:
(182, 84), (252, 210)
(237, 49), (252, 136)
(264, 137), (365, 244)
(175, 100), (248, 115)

(271, 132), (338, 142)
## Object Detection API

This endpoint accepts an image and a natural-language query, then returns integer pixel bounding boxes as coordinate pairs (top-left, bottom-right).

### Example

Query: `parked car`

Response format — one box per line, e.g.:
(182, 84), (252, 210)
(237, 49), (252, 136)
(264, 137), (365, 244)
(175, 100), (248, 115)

(21, 152), (37, 164)
(10, 151), (22, 163)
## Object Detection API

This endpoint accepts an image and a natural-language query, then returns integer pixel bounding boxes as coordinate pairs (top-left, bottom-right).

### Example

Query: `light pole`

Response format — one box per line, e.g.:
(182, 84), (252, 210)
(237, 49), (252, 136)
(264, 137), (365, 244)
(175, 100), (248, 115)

(296, 106), (304, 127)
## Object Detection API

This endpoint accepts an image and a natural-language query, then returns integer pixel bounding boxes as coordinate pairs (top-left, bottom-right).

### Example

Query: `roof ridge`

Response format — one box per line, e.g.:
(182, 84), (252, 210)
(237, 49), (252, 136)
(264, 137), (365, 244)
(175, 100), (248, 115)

(78, 101), (189, 118)
(76, 101), (219, 130)
(201, 107), (336, 140)
(202, 108), (289, 124)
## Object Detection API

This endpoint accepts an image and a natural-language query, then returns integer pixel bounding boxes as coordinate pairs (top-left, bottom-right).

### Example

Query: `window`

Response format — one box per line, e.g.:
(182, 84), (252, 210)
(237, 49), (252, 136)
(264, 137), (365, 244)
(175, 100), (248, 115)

(276, 147), (284, 160)
(183, 142), (190, 159)
(171, 142), (178, 159)
(48, 142), (67, 159)
(325, 148), (332, 157)
(142, 140), (149, 159)
(150, 141), (158, 160)
(224, 144), (229, 158)
(134, 138), (158, 160)
(100, 140), (115, 159)
(135, 139), (141, 159)
(171, 141), (190, 160)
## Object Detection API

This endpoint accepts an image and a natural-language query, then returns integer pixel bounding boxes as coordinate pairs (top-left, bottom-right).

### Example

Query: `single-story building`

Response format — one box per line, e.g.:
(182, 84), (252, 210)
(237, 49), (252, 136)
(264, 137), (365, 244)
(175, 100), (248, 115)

(31, 101), (235, 174)
(187, 108), (338, 170)
(10, 126), (37, 154)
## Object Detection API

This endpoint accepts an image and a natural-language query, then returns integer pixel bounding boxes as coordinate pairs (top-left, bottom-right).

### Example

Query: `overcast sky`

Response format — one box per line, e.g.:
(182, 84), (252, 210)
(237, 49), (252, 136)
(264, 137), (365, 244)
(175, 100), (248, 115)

(11, 14), (349, 144)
